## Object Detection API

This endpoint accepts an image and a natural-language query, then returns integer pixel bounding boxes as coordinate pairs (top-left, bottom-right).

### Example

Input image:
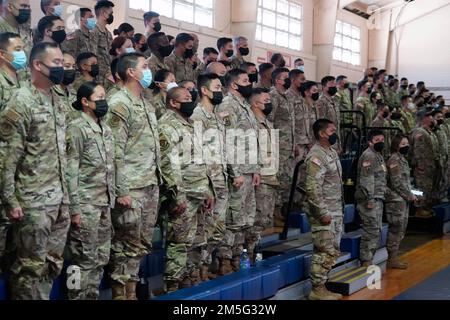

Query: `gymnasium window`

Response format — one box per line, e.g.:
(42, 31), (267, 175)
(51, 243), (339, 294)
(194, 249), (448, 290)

(333, 20), (361, 66)
(129, 0), (214, 28)
(255, 0), (303, 51)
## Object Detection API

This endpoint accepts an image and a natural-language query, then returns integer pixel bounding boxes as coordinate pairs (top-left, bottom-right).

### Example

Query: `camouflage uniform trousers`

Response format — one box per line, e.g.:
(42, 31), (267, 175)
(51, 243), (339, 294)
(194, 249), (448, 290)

(0, 206), (10, 273)
(413, 165), (437, 210)
(220, 174), (256, 258)
(246, 183), (277, 256)
(385, 200), (409, 256)
(66, 205), (112, 300)
(357, 199), (383, 263)
(9, 205), (70, 300)
(310, 215), (343, 287)
(165, 197), (204, 282)
(109, 185), (159, 285)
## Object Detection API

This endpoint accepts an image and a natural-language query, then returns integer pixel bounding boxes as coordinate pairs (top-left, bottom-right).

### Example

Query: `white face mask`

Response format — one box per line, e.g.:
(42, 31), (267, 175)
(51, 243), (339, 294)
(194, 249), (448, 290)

(408, 103), (416, 111)
(166, 82), (178, 91)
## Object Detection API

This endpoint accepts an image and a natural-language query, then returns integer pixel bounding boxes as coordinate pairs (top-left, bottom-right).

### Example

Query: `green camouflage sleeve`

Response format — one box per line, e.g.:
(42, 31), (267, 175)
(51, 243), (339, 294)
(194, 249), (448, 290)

(388, 159), (412, 201)
(358, 155), (375, 202)
(106, 103), (130, 198)
(164, 56), (176, 76)
(305, 155), (328, 220)
(65, 124), (84, 216)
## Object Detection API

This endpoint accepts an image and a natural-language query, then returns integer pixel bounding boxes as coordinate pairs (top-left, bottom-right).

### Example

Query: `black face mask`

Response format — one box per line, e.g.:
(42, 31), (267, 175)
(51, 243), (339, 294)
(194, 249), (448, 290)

(401, 85), (408, 90)
(140, 44), (149, 53)
(106, 14), (114, 25)
(445, 113), (450, 119)
(239, 47), (249, 56)
(51, 30), (66, 44)
(367, 87), (372, 94)
(62, 69), (76, 86)
(209, 91), (224, 105)
(41, 63), (64, 85)
(189, 89), (198, 102)
(283, 78), (291, 90)
(219, 76), (226, 87)
(279, 60), (286, 68)
(383, 111), (389, 118)
(236, 84), (253, 99)
(153, 22), (162, 32)
(391, 113), (402, 120)
(88, 64), (99, 78)
(15, 9), (31, 24)
(328, 87), (337, 96)
(249, 72), (258, 84)
(225, 49), (234, 58)
(344, 83), (350, 89)
(312, 92), (320, 101)
(437, 119), (445, 126)
(180, 101), (196, 118)
(263, 103), (273, 116)
(374, 142), (385, 153)
(93, 100), (109, 118)
(184, 48), (194, 59)
(328, 133), (338, 145)
(159, 45), (174, 58)
(399, 146), (409, 155)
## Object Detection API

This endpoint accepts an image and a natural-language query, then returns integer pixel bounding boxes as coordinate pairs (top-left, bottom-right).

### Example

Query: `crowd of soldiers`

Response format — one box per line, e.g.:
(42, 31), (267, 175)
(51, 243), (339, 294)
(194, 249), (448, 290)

(0, 0), (447, 301)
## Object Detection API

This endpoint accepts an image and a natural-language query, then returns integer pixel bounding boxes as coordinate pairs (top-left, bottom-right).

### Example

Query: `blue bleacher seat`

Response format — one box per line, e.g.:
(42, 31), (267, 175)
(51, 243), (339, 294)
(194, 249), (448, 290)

(341, 224), (389, 259)
(0, 274), (7, 300)
(344, 204), (356, 224)
(288, 211), (310, 233)
(433, 203), (450, 222)
(261, 250), (307, 287)
(146, 249), (165, 278)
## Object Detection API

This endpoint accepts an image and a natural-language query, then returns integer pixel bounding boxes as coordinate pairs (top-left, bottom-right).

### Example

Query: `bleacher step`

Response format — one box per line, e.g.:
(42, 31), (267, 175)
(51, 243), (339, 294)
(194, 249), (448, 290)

(262, 233), (312, 256)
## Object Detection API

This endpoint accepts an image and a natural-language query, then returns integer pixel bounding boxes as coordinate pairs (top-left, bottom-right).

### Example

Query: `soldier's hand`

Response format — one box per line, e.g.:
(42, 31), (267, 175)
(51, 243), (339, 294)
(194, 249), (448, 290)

(117, 196), (132, 208)
(71, 214), (81, 229)
(252, 174), (261, 187)
(294, 145), (300, 158)
(410, 195), (419, 203)
(366, 201), (375, 209)
(233, 176), (245, 188)
(8, 207), (24, 221)
(320, 215), (332, 226)
(204, 198), (215, 214)
(173, 201), (187, 215)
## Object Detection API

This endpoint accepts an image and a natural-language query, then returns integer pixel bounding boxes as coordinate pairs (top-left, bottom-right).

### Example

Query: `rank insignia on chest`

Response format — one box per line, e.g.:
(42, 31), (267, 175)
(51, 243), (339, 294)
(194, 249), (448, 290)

(160, 136), (170, 152)
(223, 115), (231, 127)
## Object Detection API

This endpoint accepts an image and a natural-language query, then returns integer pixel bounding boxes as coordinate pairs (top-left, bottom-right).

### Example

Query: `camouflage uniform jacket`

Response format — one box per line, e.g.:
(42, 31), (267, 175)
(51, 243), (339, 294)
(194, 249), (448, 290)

(66, 112), (115, 215)
(305, 143), (343, 224)
(230, 55), (245, 70)
(269, 87), (296, 157)
(152, 92), (167, 120)
(0, 83), (69, 209)
(148, 54), (169, 78)
(159, 109), (214, 203)
(190, 103), (228, 189)
(0, 17), (33, 56)
(106, 88), (161, 197)
(386, 152), (413, 203)
(53, 85), (79, 123)
(401, 110), (415, 134)
(0, 69), (21, 112)
(410, 127), (439, 170)
(216, 93), (260, 178)
(61, 28), (92, 60)
(334, 88), (352, 124)
(356, 147), (387, 203)
(164, 51), (200, 83)
(90, 25), (113, 84)
(316, 94), (340, 130)
(355, 96), (375, 128)
(254, 113), (279, 186)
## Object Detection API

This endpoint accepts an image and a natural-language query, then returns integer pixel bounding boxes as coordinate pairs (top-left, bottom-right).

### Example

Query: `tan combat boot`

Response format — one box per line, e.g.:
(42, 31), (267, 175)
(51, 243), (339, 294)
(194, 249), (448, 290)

(387, 253), (409, 269)
(190, 268), (201, 285)
(111, 282), (126, 300)
(415, 208), (433, 218)
(180, 277), (192, 289)
(218, 259), (233, 276)
(361, 260), (373, 268)
(308, 285), (340, 300)
(125, 281), (138, 300)
(165, 280), (179, 293)
(200, 265), (210, 282)
(231, 256), (240, 272)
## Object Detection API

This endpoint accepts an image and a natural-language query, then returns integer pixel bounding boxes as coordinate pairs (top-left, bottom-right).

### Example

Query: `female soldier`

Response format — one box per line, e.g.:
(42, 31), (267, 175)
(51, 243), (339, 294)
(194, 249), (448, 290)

(150, 68), (178, 119)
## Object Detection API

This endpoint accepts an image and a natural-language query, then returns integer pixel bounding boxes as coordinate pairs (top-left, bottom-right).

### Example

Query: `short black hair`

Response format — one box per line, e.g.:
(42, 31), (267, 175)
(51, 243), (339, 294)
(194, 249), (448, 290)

(270, 53), (283, 64)
(147, 32), (166, 51)
(400, 77), (408, 82)
(0, 32), (20, 51)
(217, 37), (232, 50)
(358, 79), (369, 90)
(197, 73), (220, 98)
(95, 0), (114, 16)
(390, 134), (408, 153)
(203, 47), (219, 56)
(336, 75), (347, 83)
(300, 81), (318, 97)
(271, 67), (289, 84)
(225, 68), (247, 88)
(241, 61), (256, 73)
(313, 119), (334, 140)
(37, 15), (63, 36)
(113, 23), (134, 36)
(289, 69), (303, 81)
(321, 76), (335, 87)
(30, 42), (60, 67)
(78, 8), (92, 21)
(72, 81), (101, 110)
(368, 129), (384, 142)
(76, 52), (97, 67)
(249, 87), (270, 102)
(151, 68), (172, 94)
(294, 58), (303, 64)
(175, 33), (194, 46)
(144, 11), (160, 25)
(259, 63), (273, 75)
(133, 33), (145, 44)
(117, 52), (146, 82)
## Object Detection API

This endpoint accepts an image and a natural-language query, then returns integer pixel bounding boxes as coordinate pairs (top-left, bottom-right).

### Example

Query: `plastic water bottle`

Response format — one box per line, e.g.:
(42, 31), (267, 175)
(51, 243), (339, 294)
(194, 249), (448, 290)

(240, 249), (251, 270)
(255, 253), (263, 266)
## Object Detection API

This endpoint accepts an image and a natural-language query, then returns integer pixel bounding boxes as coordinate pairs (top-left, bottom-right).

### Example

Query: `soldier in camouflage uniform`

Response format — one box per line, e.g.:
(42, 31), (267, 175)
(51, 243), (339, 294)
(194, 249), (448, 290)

(147, 32), (171, 77)
(410, 110), (439, 217)
(334, 75), (353, 125)
(164, 33), (200, 84)
(386, 134), (416, 270)
(229, 36), (248, 70)
(432, 109), (449, 202)
(0, 32), (27, 274)
(65, 82), (115, 300)
(151, 69), (177, 120)
(0, 0), (33, 56)
(89, 1), (114, 86)
(0, 43), (70, 300)
(191, 74), (230, 278)
(355, 80), (375, 129)
(216, 69), (261, 271)
(250, 88), (279, 258)
(400, 95), (416, 134)
(355, 130), (387, 267)
(61, 7), (95, 60)
(106, 53), (161, 300)
(305, 119), (343, 300)
(159, 87), (214, 292)
(73, 52), (99, 92)
(54, 52), (78, 121)
(371, 102), (393, 160)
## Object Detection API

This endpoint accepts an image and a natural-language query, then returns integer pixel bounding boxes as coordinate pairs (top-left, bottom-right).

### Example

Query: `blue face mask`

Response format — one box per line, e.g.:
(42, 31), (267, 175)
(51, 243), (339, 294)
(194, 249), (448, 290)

(297, 65), (305, 73)
(86, 18), (97, 30)
(125, 47), (135, 54)
(11, 50), (27, 70)
(139, 69), (153, 88)
(52, 5), (63, 17)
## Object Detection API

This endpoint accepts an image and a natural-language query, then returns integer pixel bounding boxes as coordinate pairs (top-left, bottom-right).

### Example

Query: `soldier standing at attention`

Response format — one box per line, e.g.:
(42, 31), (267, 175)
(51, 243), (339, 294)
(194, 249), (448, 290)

(147, 32), (171, 77)
(106, 53), (161, 300)
(334, 75), (353, 126)
(0, 0), (33, 56)
(0, 42), (70, 300)
(355, 130), (387, 267)
(159, 87), (214, 292)
(61, 7), (95, 59)
(65, 82), (115, 300)
(72, 52), (99, 92)
(216, 69), (261, 272)
(385, 134), (417, 270)
(355, 79), (375, 128)
(89, 0), (114, 86)
(164, 33), (199, 84)
(305, 119), (343, 301)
